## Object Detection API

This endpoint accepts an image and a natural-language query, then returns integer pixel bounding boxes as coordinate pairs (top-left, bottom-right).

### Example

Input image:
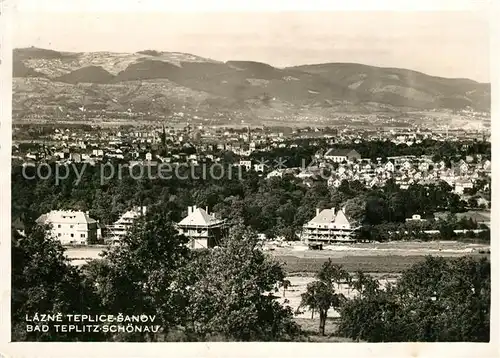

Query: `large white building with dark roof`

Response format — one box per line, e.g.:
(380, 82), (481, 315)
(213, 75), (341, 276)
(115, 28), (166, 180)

(324, 149), (361, 163)
(36, 210), (100, 245)
(177, 206), (228, 249)
(302, 207), (360, 244)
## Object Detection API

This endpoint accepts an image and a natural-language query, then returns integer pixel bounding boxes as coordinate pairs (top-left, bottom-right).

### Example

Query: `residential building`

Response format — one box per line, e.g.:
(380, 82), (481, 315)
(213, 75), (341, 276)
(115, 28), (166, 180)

(406, 214), (426, 222)
(455, 179), (474, 194)
(324, 148), (361, 163)
(35, 210), (100, 245)
(92, 149), (104, 157)
(106, 206), (147, 243)
(302, 207), (360, 244)
(327, 177), (342, 188)
(177, 206), (228, 249)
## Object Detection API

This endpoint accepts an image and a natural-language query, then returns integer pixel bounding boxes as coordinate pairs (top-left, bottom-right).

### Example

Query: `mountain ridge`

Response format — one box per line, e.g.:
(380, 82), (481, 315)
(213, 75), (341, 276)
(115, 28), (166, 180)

(13, 47), (491, 119)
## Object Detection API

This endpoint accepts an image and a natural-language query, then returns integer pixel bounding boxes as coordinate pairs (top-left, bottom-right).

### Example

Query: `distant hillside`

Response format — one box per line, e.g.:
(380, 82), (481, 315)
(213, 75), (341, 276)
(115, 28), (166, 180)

(13, 47), (78, 61)
(12, 47), (491, 119)
(55, 66), (115, 84)
(289, 63), (490, 110)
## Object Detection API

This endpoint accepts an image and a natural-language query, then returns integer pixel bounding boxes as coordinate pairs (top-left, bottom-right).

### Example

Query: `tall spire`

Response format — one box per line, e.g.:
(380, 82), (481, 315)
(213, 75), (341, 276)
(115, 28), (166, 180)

(161, 123), (166, 146)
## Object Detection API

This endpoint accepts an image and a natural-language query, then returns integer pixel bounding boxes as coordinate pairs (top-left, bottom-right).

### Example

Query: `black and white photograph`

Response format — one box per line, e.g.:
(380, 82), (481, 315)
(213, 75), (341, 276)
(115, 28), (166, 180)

(1, 0), (497, 355)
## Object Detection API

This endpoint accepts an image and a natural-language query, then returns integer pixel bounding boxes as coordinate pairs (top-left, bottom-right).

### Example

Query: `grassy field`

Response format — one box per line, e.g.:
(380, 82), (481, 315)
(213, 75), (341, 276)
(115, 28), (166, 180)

(276, 253), (488, 274)
(65, 240), (490, 272)
(277, 255), (428, 274)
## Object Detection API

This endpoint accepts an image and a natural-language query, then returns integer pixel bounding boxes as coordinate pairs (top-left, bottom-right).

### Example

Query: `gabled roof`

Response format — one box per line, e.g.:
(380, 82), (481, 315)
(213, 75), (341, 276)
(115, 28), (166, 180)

(308, 208), (354, 226)
(35, 214), (48, 225)
(178, 207), (224, 227)
(36, 210), (97, 225)
(334, 210), (350, 226)
(309, 209), (335, 224)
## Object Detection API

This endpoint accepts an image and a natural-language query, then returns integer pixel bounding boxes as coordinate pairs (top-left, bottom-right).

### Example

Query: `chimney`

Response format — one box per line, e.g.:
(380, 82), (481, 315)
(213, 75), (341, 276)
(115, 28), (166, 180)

(342, 206), (346, 214)
(316, 208), (320, 216)
(142, 206), (147, 216)
(192, 205), (197, 214)
(331, 208), (335, 217)
(206, 206), (209, 215)
(188, 206), (192, 215)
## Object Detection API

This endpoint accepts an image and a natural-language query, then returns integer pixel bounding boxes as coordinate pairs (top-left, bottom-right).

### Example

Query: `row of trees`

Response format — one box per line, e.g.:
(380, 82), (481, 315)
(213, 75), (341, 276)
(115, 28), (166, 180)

(12, 205), (299, 342)
(251, 138), (491, 165)
(13, 162), (479, 242)
(13, 208), (490, 342)
(300, 256), (490, 342)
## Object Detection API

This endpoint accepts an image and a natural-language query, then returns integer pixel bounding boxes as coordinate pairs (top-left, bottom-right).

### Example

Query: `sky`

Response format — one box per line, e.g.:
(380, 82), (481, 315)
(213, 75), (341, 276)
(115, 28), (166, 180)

(12, 4), (491, 82)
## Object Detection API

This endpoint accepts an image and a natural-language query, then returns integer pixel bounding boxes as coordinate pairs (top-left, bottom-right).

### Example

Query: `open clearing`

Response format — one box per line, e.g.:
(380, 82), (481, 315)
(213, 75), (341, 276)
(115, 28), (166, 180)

(64, 240), (489, 271)
(268, 240), (489, 273)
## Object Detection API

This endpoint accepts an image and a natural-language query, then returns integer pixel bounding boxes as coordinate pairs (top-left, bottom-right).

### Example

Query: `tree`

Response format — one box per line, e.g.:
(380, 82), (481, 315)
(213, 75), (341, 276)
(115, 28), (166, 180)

(11, 227), (103, 341)
(338, 288), (399, 342)
(395, 256), (490, 341)
(300, 281), (344, 336)
(338, 256), (490, 342)
(299, 259), (347, 335)
(183, 226), (300, 341)
(281, 279), (291, 298)
(439, 220), (457, 240)
(86, 205), (190, 341)
(343, 196), (366, 223)
(317, 259), (350, 289)
(350, 270), (380, 297)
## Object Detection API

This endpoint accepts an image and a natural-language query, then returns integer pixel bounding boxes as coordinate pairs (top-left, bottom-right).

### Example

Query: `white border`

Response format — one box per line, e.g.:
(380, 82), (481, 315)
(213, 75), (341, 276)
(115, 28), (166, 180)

(1, 1), (499, 357)
(10, 0), (493, 12)
(0, 0), (13, 351)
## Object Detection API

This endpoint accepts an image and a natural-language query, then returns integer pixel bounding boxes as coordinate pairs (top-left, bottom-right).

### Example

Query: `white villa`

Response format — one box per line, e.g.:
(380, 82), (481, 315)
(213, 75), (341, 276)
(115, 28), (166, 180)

(302, 208), (360, 244)
(36, 210), (100, 245)
(177, 206), (228, 249)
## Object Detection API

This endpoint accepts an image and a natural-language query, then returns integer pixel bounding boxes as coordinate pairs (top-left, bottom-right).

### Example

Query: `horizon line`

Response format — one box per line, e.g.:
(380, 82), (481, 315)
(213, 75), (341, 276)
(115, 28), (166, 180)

(14, 46), (490, 84)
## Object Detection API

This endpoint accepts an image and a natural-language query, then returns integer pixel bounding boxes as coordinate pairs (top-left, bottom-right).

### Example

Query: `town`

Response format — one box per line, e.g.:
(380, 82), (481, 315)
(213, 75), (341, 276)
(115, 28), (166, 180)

(12, 120), (491, 250)
(11, 119), (492, 343)
(10, 9), (492, 345)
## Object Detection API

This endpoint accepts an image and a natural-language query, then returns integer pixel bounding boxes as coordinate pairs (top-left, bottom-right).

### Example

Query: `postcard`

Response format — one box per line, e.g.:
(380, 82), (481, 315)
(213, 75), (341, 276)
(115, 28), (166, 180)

(1, 1), (497, 357)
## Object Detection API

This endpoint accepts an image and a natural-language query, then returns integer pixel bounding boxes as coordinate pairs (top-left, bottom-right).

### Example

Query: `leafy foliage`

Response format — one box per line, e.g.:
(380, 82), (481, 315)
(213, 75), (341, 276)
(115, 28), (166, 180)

(299, 259), (347, 335)
(11, 227), (103, 341)
(338, 256), (490, 342)
(82, 220), (299, 341)
(83, 205), (190, 341)
(12, 156), (478, 244)
(180, 226), (300, 341)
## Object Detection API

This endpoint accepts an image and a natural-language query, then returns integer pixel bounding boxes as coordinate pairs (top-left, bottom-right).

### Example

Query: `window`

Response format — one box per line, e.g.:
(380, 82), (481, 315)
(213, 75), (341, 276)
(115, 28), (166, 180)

(58, 233), (61, 237)
(70, 233), (74, 238)
(58, 224), (61, 228)
(70, 225), (74, 228)
(81, 233), (86, 238)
